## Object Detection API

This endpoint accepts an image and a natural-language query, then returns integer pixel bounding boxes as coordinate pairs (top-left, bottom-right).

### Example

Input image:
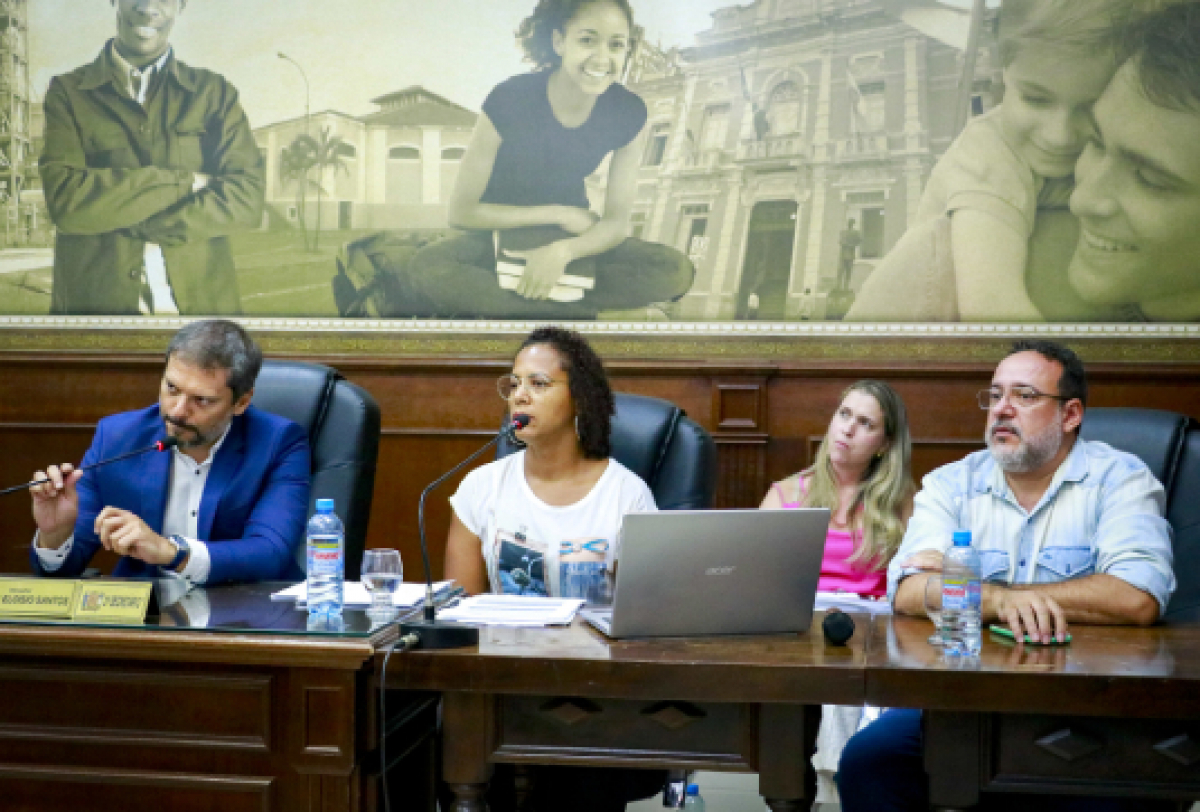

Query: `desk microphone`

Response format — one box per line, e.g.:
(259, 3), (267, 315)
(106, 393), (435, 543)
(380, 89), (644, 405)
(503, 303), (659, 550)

(0, 437), (180, 497)
(400, 414), (529, 650)
(822, 608), (856, 646)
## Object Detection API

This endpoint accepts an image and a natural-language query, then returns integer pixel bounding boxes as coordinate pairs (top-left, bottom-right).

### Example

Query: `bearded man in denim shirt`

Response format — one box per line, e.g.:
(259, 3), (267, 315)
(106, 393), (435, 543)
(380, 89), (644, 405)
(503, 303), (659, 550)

(837, 338), (1174, 812)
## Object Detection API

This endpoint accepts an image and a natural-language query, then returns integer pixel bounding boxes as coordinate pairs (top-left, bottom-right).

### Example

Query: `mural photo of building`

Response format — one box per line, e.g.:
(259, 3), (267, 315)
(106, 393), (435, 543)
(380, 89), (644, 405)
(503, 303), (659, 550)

(625, 0), (997, 321)
(237, 0), (1000, 322)
(0, 0), (41, 248)
(35, 0), (1196, 323)
(253, 85), (476, 235)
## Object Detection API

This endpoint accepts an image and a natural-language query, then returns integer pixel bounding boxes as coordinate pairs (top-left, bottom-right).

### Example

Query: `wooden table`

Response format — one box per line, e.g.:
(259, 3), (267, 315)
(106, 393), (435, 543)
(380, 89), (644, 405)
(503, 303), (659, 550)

(380, 611), (869, 811)
(867, 614), (1200, 809)
(12, 585), (1199, 811)
(0, 582), (437, 812)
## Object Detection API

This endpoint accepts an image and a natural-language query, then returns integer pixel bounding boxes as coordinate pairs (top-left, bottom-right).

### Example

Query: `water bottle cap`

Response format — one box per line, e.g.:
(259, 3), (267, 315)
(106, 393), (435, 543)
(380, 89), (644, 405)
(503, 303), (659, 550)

(686, 784), (699, 795)
(315, 498), (335, 512)
(952, 530), (972, 546)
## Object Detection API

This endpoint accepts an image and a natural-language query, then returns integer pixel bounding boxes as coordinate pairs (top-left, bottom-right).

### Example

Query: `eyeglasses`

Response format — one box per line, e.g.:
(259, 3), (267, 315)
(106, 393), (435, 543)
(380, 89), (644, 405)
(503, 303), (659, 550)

(497, 373), (562, 400)
(977, 387), (1072, 410)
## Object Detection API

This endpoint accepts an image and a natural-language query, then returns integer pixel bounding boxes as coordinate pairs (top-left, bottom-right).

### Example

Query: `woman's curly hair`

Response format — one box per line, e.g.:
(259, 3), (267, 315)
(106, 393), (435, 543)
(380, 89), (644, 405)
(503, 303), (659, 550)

(518, 326), (614, 459)
(516, 0), (635, 70)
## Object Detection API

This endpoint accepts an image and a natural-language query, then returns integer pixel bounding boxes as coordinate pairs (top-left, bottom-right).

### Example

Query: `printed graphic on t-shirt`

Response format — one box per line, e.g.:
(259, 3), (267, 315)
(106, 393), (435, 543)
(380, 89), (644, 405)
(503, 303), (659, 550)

(559, 537), (610, 604)
(496, 529), (547, 596)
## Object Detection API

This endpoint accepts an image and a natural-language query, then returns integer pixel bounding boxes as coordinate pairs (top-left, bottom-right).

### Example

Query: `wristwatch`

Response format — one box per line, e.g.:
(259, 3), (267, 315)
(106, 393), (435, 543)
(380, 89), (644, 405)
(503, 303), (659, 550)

(168, 534), (191, 571)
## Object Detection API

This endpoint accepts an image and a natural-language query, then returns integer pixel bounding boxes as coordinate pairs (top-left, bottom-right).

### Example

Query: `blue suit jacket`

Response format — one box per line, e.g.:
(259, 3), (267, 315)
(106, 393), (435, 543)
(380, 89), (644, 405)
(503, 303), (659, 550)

(31, 404), (311, 584)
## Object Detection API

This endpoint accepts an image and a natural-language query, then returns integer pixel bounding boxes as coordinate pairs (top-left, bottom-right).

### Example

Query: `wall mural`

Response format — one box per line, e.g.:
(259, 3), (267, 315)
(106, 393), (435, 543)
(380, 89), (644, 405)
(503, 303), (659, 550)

(4, 0), (1198, 327)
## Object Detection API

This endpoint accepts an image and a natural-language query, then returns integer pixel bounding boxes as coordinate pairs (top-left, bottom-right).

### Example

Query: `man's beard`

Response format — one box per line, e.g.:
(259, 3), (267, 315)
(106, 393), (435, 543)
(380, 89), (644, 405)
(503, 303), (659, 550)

(164, 417), (208, 449)
(986, 418), (1063, 473)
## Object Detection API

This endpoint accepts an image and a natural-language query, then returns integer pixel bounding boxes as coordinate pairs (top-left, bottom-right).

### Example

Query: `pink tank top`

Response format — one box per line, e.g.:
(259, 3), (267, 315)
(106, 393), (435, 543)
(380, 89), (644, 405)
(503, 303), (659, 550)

(772, 478), (887, 598)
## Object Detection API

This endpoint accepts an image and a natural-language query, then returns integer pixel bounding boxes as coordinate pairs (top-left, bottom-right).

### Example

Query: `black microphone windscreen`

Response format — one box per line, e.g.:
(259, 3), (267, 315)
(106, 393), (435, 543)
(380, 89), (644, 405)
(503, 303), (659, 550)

(822, 610), (855, 646)
(511, 414), (531, 428)
(158, 437), (181, 450)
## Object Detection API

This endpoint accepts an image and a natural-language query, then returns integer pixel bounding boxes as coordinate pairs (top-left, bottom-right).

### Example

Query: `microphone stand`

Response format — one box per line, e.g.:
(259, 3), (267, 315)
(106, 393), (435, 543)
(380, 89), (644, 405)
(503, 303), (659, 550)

(0, 438), (180, 497)
(399, 417), (525, 649)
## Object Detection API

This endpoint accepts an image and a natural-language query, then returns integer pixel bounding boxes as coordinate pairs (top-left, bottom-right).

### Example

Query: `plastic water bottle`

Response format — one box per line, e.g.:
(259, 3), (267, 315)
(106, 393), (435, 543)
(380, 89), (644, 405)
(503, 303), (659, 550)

(683, 783), (705, 812)
(941, 529), (982, 655)
(306, 498), (345, 617)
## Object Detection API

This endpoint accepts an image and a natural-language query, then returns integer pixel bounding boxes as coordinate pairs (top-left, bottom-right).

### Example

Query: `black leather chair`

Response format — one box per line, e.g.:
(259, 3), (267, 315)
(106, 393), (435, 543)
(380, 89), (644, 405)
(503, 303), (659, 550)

(497, 392), (718, 510)
(1080, 407), (1200, 621)
(252, 360), (381, 580)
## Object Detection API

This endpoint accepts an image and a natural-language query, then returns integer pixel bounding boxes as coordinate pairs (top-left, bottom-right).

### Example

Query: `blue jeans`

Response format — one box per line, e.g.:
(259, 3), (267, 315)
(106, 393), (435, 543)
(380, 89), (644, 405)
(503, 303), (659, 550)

(837, 709), (1176, 812)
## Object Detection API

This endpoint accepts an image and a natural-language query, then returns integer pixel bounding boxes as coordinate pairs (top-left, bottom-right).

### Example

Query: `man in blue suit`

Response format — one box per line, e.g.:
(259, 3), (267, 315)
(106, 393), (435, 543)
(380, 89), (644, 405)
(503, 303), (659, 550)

(30, 320), (310, 584)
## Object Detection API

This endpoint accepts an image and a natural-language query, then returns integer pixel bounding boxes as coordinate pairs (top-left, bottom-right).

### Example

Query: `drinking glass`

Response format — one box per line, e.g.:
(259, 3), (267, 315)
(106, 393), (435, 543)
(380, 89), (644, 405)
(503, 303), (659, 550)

(361, 549), (403, 611)
(923, 573), (945, 646)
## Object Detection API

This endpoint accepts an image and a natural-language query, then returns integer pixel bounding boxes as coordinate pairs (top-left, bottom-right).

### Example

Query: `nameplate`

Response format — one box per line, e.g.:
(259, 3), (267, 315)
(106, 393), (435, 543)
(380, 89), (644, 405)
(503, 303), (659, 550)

(0, 578), (79, 619)
(73, 581), (154, 624)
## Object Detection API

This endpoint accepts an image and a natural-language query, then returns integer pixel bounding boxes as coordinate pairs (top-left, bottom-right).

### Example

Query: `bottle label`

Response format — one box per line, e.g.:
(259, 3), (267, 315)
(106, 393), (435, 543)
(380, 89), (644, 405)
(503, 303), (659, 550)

(309, 535), (342, 576)
(942, 576), (968, 612)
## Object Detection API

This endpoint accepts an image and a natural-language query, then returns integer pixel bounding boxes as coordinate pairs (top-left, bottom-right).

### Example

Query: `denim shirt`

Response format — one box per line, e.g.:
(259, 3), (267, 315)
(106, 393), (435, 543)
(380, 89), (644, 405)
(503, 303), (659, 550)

(888, 438), (1175, 613)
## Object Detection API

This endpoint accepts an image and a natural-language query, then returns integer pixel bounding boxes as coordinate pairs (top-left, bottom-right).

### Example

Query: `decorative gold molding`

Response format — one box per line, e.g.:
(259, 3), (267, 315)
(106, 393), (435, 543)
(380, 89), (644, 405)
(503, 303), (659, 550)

(0, 318), (1196, 364)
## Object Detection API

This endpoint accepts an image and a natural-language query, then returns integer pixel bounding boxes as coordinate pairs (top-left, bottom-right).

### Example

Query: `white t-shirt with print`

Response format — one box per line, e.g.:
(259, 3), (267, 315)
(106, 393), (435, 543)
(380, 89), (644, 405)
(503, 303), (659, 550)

(449, 451), (657, 597)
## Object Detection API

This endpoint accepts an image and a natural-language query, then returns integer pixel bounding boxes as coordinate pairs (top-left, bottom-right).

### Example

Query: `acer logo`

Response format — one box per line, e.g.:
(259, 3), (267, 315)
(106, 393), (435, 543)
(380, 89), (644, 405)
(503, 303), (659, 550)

(706, 566), (736, 576)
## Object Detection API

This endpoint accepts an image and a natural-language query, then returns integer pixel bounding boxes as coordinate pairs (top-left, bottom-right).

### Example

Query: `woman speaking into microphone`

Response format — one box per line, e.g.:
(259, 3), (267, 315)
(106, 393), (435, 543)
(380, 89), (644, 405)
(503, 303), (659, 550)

(443, 325), (662, 812)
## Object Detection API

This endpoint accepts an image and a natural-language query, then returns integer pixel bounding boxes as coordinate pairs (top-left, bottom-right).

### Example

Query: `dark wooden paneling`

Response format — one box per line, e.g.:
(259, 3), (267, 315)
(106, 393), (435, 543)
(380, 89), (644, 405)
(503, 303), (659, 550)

(286, 669), (358, 773)
(0, 353), (1196, 583)
(0, 765), (274, 812)
(716, 438), (769, 509)
(988, 715), (1200, 792)
(0, 604), (401, 812)
(0, 665), (272, 750)
(495, 696), (752, 768)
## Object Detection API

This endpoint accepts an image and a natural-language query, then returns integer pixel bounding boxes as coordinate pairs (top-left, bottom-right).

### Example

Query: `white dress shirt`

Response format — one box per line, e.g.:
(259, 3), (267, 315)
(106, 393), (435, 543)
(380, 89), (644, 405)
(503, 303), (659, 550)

(34, 427), (233, 586)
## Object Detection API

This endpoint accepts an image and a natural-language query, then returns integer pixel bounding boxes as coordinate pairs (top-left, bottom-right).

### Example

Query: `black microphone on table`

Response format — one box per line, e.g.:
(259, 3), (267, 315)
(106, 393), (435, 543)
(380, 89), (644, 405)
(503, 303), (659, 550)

(0, 437), (181, 497)
(823, 608), (856, 646)
(400, 414), (530, 650)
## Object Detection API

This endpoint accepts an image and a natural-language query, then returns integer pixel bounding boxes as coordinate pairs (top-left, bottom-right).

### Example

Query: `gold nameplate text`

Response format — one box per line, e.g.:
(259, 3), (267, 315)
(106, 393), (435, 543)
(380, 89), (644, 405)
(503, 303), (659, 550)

(0, 578), (79, 619)
(72, 581), (153, 624)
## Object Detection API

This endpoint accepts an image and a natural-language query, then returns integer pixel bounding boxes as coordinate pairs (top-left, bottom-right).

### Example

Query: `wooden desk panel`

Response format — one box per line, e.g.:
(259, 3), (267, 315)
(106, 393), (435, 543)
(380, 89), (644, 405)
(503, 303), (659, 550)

(0, 608), (431, 812)
(869, 615), (1200, 808)
(382, 613), (870, 812)
(866, 614), (1200, 718)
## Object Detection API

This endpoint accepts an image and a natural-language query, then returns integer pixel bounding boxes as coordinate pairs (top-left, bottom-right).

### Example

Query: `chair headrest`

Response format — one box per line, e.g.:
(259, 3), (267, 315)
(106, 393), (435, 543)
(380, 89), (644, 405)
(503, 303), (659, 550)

(609, 393), (682, 485)
(1079, 407), (1189, 489)
(251, 360), (339, 438)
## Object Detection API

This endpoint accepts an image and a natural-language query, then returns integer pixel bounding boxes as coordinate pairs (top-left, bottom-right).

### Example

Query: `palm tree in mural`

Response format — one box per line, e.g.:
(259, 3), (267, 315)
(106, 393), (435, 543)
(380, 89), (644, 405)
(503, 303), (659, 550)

(279, 127), (350, 251)
(305, 126), (351, 251)
(278, 136), (315, 251)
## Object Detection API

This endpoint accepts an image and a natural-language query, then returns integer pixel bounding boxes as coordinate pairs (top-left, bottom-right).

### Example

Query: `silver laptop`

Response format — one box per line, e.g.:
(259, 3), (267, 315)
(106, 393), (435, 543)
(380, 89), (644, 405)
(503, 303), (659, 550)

(581, 508), (830, 639)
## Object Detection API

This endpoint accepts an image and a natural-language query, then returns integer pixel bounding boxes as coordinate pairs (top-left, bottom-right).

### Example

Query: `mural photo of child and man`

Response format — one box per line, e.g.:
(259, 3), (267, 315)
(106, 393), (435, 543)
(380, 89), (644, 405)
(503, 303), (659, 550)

(11, 0), (1200, 323)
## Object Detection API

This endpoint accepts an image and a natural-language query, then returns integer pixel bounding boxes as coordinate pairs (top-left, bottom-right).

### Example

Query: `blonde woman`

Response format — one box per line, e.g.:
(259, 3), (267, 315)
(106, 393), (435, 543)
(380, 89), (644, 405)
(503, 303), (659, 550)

(762, 380), (915, 806)
(761, 380), (914, 597)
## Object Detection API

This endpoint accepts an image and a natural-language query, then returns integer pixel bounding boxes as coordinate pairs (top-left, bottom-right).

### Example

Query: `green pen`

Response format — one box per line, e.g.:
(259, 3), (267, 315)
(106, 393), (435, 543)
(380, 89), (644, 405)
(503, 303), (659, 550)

(988, 624), (1072, 645)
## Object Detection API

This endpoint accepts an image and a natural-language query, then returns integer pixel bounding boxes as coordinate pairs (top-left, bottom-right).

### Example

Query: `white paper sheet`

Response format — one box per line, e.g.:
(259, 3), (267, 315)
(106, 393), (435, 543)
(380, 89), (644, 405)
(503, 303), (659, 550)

(270, 579), (455, 608)
(436, 594), (585, 627)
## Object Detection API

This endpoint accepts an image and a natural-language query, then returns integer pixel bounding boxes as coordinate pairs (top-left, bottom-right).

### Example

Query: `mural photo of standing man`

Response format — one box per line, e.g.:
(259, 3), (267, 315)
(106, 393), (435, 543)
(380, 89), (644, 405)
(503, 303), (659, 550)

(836, 218), (861, 293)
(39, 0), (264, 316)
